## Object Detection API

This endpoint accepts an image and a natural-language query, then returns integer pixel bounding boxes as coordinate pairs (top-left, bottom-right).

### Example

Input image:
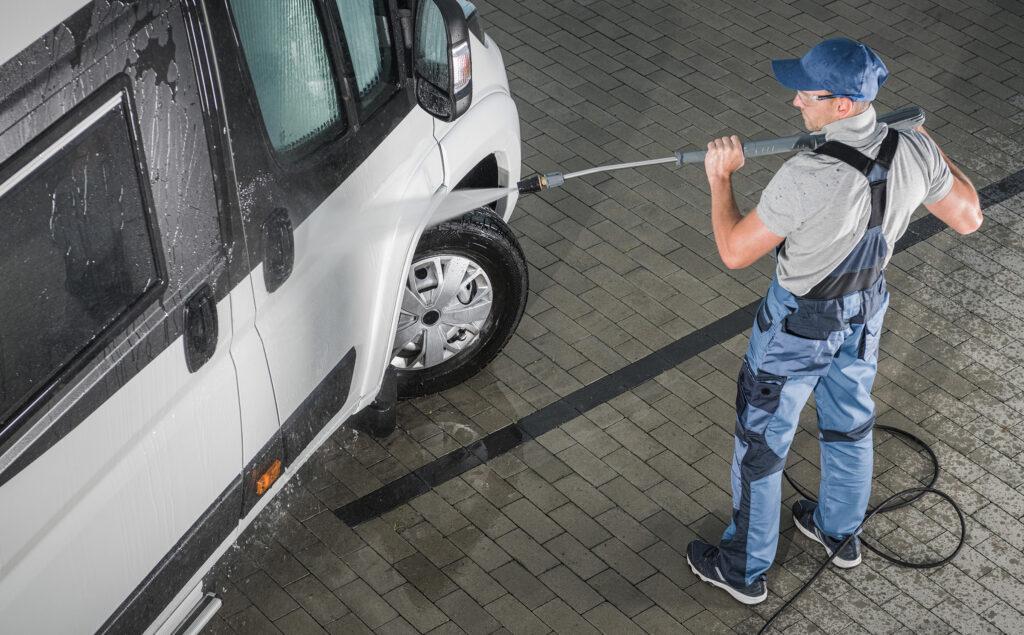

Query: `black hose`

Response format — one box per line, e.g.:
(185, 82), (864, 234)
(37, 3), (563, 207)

(758, 424), (966, 634)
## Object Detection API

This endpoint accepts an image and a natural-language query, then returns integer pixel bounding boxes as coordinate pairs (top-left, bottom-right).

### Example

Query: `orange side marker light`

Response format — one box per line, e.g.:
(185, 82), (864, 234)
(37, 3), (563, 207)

(255, 459), (282, 496)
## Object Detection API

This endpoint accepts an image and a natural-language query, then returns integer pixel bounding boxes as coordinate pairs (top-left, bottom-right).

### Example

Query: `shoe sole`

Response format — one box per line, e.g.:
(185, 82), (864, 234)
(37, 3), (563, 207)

(686, 554), (767, 605)
(795, 519), (862, 568)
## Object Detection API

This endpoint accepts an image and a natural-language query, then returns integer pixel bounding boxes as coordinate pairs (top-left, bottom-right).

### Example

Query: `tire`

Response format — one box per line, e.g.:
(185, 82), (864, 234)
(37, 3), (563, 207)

(392, 209), (528, 399)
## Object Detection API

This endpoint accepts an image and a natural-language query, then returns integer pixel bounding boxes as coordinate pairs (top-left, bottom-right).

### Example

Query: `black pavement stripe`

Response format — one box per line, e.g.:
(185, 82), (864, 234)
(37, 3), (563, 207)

(335, 167), (1024, 527)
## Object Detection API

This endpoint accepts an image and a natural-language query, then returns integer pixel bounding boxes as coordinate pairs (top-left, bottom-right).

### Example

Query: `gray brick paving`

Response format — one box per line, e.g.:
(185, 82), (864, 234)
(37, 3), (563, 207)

(202, 0), (1024, 632)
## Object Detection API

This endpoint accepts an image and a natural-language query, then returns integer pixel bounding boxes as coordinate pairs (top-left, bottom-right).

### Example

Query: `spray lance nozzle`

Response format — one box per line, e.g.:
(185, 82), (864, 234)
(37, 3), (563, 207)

(516, 172), (566, 194)
(516, 105), (926, 196)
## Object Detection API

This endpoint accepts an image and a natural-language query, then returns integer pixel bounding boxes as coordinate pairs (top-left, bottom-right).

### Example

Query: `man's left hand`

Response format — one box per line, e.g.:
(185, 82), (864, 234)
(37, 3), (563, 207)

(705, 135), (745, 183)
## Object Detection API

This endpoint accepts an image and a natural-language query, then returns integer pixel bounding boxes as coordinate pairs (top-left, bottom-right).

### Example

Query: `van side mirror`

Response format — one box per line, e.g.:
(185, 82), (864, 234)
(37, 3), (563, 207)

(413, 0), (472, 121)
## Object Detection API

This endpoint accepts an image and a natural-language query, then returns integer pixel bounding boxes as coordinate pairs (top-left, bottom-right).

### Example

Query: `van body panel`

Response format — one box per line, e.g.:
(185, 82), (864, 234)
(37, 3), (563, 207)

(229, 282), (281, 468)
(0, 2), (243, 632)
(0, 1), (90, 70)
(246, 108), (443, 431)
(0, 298), (241, 633)
(437, 90), (521, 220)
(432, 31), (520, 220)
(0, 0), (523, 632)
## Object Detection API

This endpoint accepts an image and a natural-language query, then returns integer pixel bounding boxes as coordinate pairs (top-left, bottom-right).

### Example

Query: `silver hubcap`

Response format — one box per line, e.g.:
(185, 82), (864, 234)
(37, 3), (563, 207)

(391, 254), (493, 370)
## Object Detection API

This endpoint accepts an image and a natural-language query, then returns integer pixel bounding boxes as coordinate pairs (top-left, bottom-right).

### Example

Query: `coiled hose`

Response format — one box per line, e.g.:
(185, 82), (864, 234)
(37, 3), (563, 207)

(760, 425), (966, 633)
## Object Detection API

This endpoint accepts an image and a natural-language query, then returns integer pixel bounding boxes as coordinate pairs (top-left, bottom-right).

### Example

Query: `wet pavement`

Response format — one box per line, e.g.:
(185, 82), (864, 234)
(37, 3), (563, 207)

(201, 0), (1024, 632)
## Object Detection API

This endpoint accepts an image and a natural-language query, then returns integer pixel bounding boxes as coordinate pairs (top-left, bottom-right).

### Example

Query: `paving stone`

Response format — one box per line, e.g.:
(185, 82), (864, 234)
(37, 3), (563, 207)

(375, 616), (419, 635)
(549, 503), (612, 548)
(505, 469), (570, 512)
(501, 498), (564, 543)
(436, 589), (502, 635)
(286, 575), (349, 624)
(304, 512), (364, 558)
(543, 532), (608, 580)
(275, 608), (329, 634)
(448, 525), (513, 572)
(334, 579), (398, 630)
(341, 546), (405, 595)
(225, 606), (282, 635)
(455, 495), (517, 540)
(237, 570), (300, 621)
(929, 597), (1002, 635)
(595, 508), (658, 551)
(535, 598), (600, 634)
(401, 522), (465, 569)
(582, 603), (645, 634)
(410, 492), (472, 536)
(598, 476), (662, 521)
(557, 444), (618, 486)
(443, 557), (508, 606)
(393, 553), (458, 602)
(491, 561), (557, 610)
(587, 568), (655, 617)
(646, 481), (707, 524)
(354, 518), (417, 564)
(538, 564), (604, 613)
(980, 598), (1024, 634)
(553, 474), (616, 517)
(636, 574), (702, 625)
(882, 594), (953, 634)
(593, 538), (656, 584)
(632, 605), (690, 634)
(384, 584), (450, 632)
(485, 595), (550, 635)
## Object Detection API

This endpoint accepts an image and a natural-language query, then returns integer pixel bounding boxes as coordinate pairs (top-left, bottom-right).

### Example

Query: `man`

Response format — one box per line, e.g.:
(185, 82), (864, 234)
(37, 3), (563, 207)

(685, 38), (983, 604)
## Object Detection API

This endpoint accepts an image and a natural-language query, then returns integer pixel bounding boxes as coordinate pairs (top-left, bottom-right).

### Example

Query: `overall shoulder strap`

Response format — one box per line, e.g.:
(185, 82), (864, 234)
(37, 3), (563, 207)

(873, 128), (900, 168)
(814, 140), (872, 175)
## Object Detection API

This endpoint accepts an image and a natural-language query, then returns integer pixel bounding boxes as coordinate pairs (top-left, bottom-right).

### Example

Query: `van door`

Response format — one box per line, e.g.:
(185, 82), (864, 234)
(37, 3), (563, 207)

(203, 0), (444, 462)
(0, 5), (243, 633)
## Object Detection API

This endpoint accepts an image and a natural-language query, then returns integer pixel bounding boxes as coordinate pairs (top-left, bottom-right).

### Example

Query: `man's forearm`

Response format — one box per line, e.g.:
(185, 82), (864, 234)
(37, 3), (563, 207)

(709, 176), (743, 266)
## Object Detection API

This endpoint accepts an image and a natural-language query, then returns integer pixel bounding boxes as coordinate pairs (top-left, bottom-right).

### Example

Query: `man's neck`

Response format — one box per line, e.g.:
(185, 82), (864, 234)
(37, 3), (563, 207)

(821, 106), (878, 142)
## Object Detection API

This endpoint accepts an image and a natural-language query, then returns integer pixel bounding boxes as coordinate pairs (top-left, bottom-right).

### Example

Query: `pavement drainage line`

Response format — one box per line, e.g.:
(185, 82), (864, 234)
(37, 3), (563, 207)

(335, 167), (1024, 527)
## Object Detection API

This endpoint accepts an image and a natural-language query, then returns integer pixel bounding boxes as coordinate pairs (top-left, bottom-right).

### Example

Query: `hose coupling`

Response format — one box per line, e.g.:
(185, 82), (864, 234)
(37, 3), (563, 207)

(517, 172), (565, 194)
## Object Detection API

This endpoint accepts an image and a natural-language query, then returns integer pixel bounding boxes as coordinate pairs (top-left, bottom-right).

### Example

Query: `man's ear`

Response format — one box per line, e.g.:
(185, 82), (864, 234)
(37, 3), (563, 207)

(836, 98), (851, 117)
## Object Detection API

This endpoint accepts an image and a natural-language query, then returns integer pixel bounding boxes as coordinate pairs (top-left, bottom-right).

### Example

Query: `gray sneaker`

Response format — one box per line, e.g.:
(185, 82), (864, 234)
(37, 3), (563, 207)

(792, 500), (861, 568)
(686, 540), (768, 605)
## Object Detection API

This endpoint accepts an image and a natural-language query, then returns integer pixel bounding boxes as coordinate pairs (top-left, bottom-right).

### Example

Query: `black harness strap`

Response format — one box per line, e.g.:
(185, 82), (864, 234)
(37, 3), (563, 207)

(813, 128), (901, 229)
(873, 128), (900, 168)
(814, 140), (873, 175)
(797, 128), (901, 300)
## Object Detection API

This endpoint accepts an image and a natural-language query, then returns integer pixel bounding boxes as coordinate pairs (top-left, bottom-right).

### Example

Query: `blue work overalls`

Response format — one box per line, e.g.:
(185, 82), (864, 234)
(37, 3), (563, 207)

(718, 129), (901, 587)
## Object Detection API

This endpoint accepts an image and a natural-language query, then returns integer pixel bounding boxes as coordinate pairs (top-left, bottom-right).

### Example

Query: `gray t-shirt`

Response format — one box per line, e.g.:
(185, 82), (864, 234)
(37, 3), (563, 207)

(757, 106), (954, 296)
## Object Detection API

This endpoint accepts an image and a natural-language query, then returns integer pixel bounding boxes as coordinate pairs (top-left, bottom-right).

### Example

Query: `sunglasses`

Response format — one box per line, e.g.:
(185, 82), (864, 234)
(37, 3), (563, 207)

(796, 91), (850, 105)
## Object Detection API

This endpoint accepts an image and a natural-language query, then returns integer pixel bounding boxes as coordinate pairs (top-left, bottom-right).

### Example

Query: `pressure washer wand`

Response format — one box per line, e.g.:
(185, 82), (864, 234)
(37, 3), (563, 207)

(516, 105), (926, 194)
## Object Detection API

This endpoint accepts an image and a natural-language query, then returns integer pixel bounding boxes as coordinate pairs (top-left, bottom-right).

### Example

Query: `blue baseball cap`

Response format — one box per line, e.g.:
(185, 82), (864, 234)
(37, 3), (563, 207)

(771, 38), (889, 101)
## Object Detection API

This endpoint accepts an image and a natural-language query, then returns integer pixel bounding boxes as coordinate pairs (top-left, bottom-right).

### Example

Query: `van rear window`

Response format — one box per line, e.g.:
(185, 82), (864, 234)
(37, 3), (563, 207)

(0, 92), (164, 429)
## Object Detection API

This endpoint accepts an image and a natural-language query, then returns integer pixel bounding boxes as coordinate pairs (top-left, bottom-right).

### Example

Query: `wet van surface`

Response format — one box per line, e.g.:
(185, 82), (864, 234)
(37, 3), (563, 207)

(0, 0), (523, 631)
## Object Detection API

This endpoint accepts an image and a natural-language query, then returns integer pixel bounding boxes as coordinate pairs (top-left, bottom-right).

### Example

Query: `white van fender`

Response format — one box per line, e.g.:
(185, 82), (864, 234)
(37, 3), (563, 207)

(436, 90), (522, 221)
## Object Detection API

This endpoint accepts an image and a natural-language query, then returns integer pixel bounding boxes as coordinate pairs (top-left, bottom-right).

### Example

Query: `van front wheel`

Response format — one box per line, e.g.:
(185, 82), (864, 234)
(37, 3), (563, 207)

(391, 209), (528, 399)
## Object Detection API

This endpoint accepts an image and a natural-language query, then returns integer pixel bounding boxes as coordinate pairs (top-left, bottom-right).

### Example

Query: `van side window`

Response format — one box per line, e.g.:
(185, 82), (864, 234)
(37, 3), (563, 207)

(0, 94), (163, 428)
(229, 0), (346, 153)
(335, 0), (399, 116)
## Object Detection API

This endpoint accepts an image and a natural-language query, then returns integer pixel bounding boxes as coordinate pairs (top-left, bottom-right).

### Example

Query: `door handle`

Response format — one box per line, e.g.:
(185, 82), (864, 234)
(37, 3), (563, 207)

(263, 208), (294, 293)
(184, 284), (218, 373)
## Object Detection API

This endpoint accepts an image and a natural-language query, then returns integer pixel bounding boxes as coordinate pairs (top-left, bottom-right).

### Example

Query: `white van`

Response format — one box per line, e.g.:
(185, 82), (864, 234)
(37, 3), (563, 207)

(0, 0), (525, 631)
